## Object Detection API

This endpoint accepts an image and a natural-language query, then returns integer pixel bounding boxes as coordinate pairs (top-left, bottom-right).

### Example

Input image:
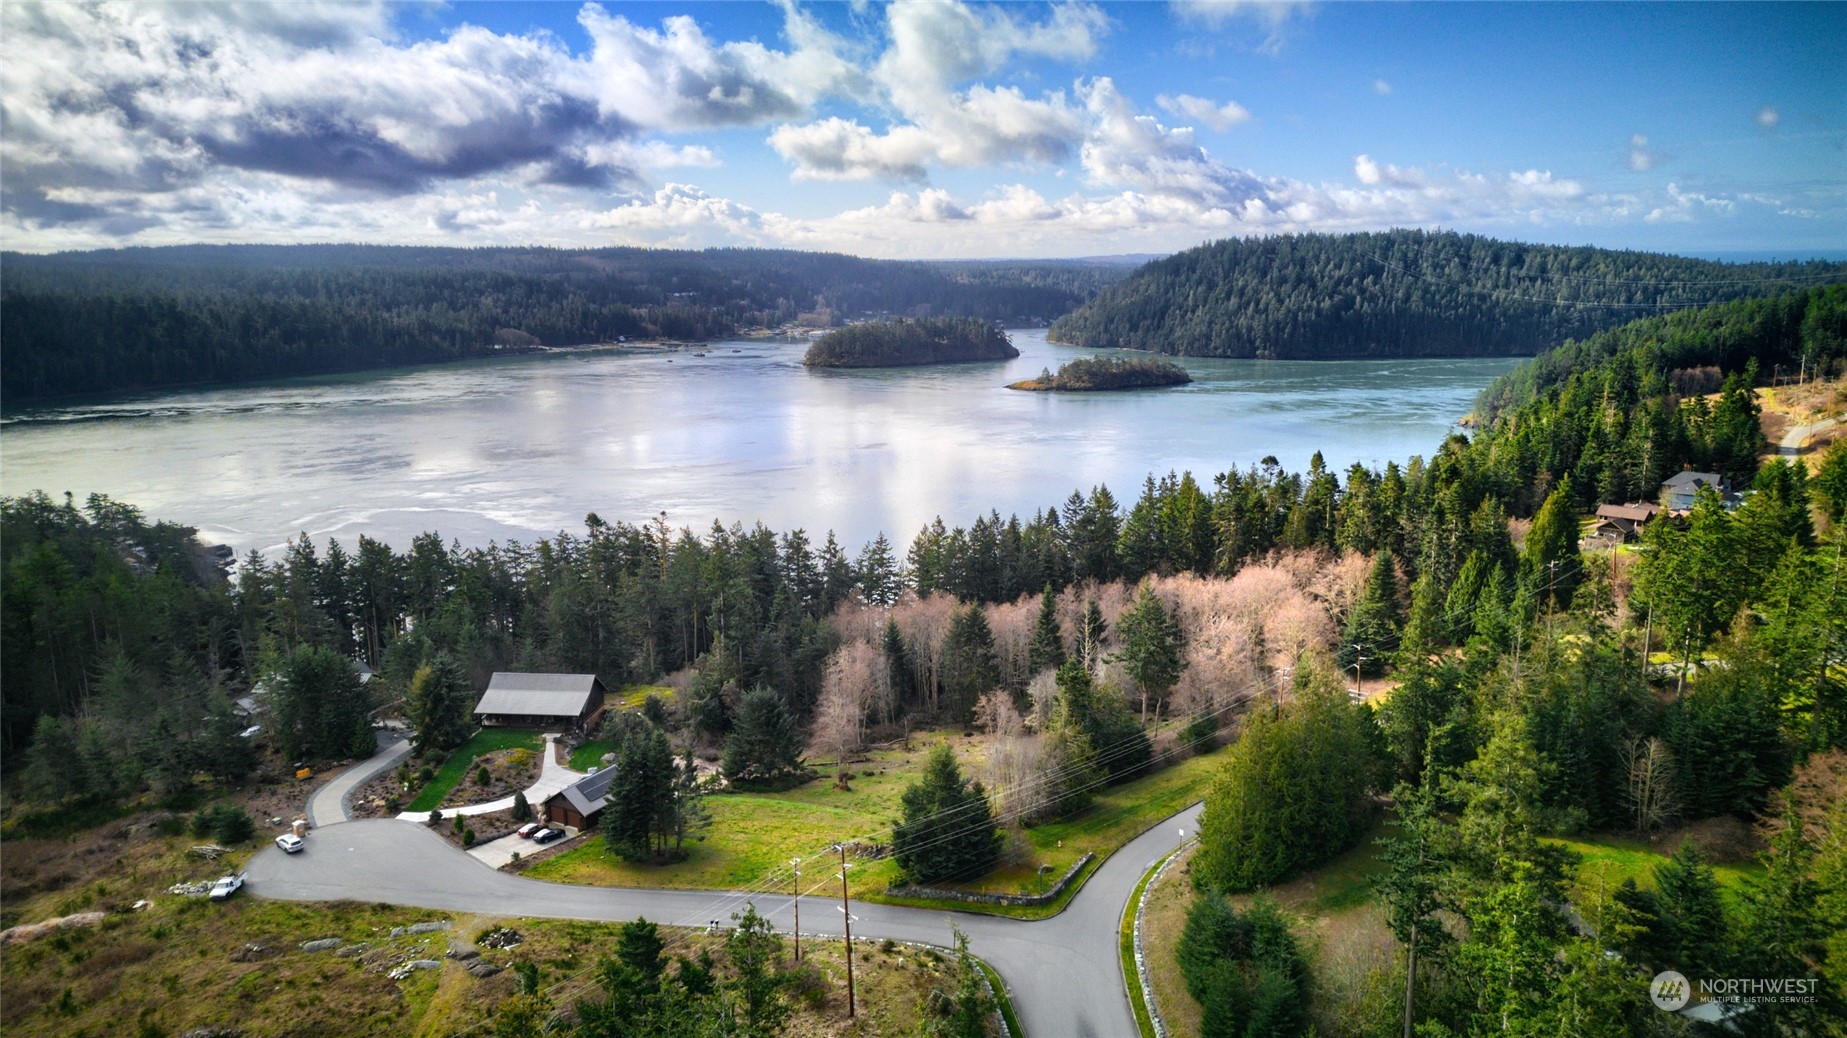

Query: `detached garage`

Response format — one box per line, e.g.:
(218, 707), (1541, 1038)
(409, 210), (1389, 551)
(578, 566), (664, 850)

(544, 766), (617, 830)
(473, 672), (607, 732)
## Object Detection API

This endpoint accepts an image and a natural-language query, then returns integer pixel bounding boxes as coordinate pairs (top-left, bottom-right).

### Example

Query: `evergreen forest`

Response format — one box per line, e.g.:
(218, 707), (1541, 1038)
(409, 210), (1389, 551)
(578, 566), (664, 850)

(0, 245), (1120, 402)
(1048, 229), (1847, 359)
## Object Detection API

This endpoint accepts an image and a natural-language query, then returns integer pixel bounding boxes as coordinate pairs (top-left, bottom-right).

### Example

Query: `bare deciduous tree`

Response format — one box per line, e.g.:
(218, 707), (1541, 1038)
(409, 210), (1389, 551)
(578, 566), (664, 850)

(811, 641), (879, 765)
(986, 596), (1038, 691)
(891, 593), (957, 714)
(1625, 736), (1679, 836)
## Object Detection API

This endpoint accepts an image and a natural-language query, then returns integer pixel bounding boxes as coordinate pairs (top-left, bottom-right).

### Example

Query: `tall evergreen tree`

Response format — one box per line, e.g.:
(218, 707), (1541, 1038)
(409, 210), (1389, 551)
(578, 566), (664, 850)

(938, 603), (1000, 720)
(603, 725), (676, 859)
(1340, 553), (1401, 679)
(892, 744), (1002, 884)
(1112, 583), (1186, 721)
(407, 651), (474, 755)
(721, 687), (803, 785)
(1520, 486), (1581, 611)
(1027, 584), (1066, 675)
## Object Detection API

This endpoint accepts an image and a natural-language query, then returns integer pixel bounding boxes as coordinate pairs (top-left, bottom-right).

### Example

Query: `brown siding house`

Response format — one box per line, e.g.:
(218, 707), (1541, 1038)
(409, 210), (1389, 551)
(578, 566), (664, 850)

(474, 673), (607, 731)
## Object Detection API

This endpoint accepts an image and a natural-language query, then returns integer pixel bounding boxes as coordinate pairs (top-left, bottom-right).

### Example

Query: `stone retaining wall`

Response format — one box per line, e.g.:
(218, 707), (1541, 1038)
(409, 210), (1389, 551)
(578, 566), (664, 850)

(886, 853), (1094, 907)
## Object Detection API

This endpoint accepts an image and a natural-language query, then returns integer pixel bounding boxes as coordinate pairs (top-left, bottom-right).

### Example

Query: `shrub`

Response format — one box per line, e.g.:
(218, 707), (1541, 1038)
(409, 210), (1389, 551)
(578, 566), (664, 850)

(429, 810), (443, 824)
(474, 765), (491, 787)
(190, 803), (254, 845)
(463, 827), (476, 847)
(1185, 714), (1220, 755)
(511, 790), (532, 822)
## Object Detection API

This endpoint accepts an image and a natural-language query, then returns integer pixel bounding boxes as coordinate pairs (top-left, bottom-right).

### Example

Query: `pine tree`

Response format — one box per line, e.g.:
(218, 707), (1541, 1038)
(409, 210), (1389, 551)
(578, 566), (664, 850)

(1112, 583), (1185, 721)
(1520, 486), (1581, 611)
(927, 924), (998, 1038)
(1341, 553), (1401, 679)
(938, 603), (1000, 720)
(722, 687), (803, 785)
(407, 651), (473, 755)
(1376, 781), (1451, 1038)
(1027, 583), (1066, 674)
(603, 726), (675, 859)
(892, 744), (1002, 884)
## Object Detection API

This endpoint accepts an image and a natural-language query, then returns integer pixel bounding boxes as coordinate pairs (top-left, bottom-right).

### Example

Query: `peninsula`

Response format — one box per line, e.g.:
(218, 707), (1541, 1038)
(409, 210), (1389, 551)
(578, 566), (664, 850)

(1009, 355), (1192, 391)
(802, 316), (1018, 367)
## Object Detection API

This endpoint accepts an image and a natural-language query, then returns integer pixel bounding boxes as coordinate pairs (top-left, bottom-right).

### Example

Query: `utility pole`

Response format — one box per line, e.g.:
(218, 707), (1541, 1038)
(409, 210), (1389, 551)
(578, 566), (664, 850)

(790, 857), (802, 963)
(1639, 604), (1653, 681)
(837, 843), (856, 1019)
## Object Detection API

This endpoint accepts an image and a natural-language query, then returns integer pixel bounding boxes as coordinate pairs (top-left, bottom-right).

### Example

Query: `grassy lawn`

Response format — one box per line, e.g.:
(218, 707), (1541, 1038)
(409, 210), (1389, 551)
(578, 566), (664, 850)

(529, 735), (1226, 921)
(406, 730), (543, 813)
(570, 740), (616, 772)
(615, 683), (674, 710)
(1546, 832), (1763, 896)
(528, 741), (931, 890)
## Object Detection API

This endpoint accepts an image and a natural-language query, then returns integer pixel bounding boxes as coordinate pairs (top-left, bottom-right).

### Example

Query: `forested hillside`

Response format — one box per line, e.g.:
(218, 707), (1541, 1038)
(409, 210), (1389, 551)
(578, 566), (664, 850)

(1048, 229), (1847, 358)
(0, 246), (1116, 401)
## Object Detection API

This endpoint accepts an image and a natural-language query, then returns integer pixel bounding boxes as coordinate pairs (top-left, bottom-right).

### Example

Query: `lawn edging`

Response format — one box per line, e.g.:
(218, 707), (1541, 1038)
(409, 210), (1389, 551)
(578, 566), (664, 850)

(1124, 839), (1192, 1038)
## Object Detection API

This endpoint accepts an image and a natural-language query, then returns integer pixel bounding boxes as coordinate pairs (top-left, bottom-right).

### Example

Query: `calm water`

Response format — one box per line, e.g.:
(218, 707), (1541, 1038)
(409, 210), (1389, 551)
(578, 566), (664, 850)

(0, 331), (1520, 556)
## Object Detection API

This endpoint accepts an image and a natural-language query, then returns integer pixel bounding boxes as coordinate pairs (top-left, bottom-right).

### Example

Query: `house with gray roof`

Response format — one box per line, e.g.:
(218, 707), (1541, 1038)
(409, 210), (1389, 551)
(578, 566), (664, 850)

(1661, 471), (1733, 511)
(474, 672), (606, 731)
(544, 765), (617, 830)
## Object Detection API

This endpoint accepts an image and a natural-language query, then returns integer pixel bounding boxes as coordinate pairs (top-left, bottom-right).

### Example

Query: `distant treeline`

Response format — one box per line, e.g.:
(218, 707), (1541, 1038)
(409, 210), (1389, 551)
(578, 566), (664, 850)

(1048, 229), (1847, 359)
(1011, 355), (1191, 391)
(0, 246), (1119, 401)
(802, 316), (1018, 367)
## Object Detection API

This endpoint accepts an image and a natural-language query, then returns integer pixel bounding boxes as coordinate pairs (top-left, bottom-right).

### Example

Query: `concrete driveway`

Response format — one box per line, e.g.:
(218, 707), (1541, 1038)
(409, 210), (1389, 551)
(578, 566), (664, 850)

(249, 787), (1205, 1037)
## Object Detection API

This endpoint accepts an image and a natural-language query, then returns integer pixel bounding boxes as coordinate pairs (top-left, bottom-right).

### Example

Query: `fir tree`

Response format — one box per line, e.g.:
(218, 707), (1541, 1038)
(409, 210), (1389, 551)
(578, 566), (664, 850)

(1341, 553), (1401, 679)
(892, 744), (1002, 884)
(1027, 584), (1066, 675)
(722, 687), (803, 785)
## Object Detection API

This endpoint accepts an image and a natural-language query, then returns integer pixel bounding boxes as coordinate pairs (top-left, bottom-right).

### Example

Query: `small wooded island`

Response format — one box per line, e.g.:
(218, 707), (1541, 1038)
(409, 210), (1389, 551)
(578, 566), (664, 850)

(1008, 355), (1192, 392)
(802, 315), (1018, 367)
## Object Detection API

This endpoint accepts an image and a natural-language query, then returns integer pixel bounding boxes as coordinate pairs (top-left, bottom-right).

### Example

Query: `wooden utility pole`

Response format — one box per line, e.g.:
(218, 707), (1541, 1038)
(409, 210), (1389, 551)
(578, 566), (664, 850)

(838, 844), (856, 1019)
(1639, 604), (1653, 680)
(790, 857), (802, 963)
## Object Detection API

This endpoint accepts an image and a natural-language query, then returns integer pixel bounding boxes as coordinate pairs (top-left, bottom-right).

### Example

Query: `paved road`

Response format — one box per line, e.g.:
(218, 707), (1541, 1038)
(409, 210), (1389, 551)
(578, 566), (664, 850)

(305, 732), (413, 828)
(1779, 416), (1838, 456)
(252, 757), (1205, 1037)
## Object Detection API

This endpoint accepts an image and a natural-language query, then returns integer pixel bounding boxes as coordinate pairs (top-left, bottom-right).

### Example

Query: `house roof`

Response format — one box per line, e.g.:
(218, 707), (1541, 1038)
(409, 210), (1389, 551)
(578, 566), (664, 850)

(474, 672), (603, 718)
(1663, 470), (1723, 490)
(548, 765), (618, 818)
(1595, 503), (1660, 522)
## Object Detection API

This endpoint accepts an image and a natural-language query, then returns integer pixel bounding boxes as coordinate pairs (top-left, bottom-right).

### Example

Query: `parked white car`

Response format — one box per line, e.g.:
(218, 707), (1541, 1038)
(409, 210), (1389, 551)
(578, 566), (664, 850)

(209, 874), (245, 900)
(275, 833), (305, 853)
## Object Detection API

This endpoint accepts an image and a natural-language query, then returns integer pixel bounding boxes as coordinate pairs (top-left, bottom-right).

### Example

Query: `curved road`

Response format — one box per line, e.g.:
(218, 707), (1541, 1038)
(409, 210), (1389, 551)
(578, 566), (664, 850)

(255, 744), (1204, 1037)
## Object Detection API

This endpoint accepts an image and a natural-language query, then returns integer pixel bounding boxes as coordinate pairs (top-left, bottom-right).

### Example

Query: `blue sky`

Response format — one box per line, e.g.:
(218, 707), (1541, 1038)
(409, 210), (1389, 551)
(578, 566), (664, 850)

(2, 1), (1840, 258)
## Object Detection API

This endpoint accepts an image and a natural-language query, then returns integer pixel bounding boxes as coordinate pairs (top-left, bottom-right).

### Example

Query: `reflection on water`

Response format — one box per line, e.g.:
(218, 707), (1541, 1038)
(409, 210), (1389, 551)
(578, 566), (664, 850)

(0, 331), (1521, 556)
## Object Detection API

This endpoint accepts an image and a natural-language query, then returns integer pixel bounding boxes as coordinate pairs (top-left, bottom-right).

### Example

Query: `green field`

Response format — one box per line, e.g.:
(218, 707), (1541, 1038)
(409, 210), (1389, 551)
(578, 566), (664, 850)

(405, 730), (543, 813)
(528, 735), (1227, 918)
(1546, 832), (1763, 896)
(569, 740), (616, 772)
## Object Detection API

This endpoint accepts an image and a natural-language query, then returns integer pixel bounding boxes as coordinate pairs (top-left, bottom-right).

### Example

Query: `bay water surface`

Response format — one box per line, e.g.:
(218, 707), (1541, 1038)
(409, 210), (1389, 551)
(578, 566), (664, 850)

(0, 331), (1521, 556)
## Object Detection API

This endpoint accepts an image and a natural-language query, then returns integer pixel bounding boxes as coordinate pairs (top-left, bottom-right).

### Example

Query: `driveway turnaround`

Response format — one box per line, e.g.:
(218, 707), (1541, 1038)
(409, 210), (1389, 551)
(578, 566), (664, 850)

(305, 732), (413, 829)
(250, 786), (1205, 1037)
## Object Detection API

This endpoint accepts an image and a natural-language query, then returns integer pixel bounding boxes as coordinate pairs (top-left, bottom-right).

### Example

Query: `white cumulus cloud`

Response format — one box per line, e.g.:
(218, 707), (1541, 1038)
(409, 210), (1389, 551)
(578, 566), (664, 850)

(1156, 93), (1253, 132)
